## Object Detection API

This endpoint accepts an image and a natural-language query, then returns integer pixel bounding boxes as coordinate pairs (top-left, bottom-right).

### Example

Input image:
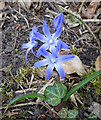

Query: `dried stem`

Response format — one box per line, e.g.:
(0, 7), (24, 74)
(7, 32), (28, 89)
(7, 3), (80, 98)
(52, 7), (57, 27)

(78, 0), (87, 14)
(57, 72), (60, 83)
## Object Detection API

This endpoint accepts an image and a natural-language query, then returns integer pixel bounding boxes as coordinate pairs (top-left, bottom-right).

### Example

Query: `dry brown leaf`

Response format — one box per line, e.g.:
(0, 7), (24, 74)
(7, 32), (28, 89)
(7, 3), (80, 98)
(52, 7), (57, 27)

(82, 0), (100, 19)
(95, 54), (101, 71)
(0, 2), (5, 10)
(61, 55), (87, 75)
(18, 0), (32, 10)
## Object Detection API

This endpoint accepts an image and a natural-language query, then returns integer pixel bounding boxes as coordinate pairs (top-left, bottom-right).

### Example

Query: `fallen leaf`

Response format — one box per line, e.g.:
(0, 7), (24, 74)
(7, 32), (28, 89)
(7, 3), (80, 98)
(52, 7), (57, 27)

(18, 0), (32, 10)
(82, 0), (100, 19)
(88, 102), (101, 119)
(0, 2), (5, 10)
(61, 55), (87, 75)
(95, 54), (101, 71)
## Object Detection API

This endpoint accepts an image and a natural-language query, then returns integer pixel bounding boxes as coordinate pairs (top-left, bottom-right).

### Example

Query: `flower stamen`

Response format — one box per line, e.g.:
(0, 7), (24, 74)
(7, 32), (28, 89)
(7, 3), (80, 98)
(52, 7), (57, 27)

(49, 40), (53, 43)
(51, 59), (56, 63)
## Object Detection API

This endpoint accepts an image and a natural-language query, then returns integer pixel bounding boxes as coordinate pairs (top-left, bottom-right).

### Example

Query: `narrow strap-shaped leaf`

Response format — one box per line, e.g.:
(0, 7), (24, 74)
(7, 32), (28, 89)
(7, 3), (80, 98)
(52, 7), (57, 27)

(63, 70), (101, 102)
(8, 93), (45, 106)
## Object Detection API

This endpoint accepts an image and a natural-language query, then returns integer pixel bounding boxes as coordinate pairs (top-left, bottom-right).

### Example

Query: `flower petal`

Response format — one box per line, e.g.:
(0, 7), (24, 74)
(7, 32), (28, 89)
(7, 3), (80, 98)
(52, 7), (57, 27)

(32, 41), (38, 47)
(54, 13), (63, 30)
(22, 43), (32, 49)
(56, 40), (70, 52)
(34, 59), (49, 68)
(32, 27), (38, 33)
(57, 55), (75, 63)
(52, 26), (62, 40)
(49, 46), (58, 58)
(34, 32), (47, 42)
(49, 44), (56, 53)
(36, 44), (49, 57)
(54, 63), (65, 78)
(25, 48), (31, 61)
(46, 64), (54, 80)
(43, 21), (51, 39)
(31, 49), (35, 54)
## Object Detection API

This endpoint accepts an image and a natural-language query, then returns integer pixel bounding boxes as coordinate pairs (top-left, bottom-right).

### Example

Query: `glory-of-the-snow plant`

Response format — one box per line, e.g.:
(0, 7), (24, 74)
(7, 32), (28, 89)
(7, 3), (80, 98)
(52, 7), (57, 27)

(22, 13), (75, 80)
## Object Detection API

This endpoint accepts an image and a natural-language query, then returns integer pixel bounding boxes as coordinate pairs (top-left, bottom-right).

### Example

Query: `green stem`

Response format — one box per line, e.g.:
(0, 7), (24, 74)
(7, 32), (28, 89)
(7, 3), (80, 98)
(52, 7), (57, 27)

(63, 70), (101, 102)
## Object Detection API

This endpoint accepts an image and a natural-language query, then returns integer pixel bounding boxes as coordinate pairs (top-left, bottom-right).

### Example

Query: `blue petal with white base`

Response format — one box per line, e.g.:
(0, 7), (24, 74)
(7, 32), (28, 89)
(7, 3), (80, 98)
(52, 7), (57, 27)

(34, 48), (75, 80)
(22, 27), (38, 61)
(35, 18), (69, 57)
(54, 13), (63, 30)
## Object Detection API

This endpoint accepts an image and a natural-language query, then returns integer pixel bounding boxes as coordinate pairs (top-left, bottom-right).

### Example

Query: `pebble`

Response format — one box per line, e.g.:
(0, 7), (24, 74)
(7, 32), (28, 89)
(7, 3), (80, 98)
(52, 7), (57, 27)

(4, 46), (13, 53)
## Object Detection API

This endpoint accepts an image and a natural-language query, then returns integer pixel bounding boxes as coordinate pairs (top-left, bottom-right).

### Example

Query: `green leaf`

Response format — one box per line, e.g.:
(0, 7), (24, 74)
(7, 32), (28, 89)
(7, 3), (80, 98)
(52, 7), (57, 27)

(67, 109), (78, 119)
(8, 93), (45, 107)
(63, 70), (101, 102)
(57, 108), (68, 118)
(44, 82), (67, 106)
(88, 114), (97, 119)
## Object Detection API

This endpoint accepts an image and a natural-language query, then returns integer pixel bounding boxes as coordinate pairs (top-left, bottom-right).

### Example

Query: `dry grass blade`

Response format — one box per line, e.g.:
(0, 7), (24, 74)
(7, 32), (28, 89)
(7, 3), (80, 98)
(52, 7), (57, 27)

(9, 6), (29, 28)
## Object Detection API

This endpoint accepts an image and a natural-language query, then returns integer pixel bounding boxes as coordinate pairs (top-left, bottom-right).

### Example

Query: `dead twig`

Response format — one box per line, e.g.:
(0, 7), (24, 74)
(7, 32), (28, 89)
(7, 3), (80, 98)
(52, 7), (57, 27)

(7, 88), (37, 95)
(83, 19), (101, 22)
(0, 102), (42, 110)
(78, 0), (87, 14)
(41, 101), (58, 115)
(8, 68), (26, 94)
(9, 6), (29, 28)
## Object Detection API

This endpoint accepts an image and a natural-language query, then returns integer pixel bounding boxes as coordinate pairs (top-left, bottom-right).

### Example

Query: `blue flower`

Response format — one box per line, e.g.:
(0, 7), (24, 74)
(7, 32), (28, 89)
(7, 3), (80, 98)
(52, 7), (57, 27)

(22, 27), (38, 61)
(54, 13), (63, 30)
(34, 48), (75, 80)
(34, 20), (69, 57)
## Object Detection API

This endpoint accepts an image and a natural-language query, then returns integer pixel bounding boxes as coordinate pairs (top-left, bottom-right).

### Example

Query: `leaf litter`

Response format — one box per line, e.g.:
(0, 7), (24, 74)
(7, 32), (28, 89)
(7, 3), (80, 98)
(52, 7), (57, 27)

(1, 1), (101, 119)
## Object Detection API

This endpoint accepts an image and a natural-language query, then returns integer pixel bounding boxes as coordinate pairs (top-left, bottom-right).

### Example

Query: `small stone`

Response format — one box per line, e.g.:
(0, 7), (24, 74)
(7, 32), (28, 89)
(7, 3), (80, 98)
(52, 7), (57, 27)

(88, 102), (101, 119)
(84, 112), (88, 117)
(4, 46), (13, 53)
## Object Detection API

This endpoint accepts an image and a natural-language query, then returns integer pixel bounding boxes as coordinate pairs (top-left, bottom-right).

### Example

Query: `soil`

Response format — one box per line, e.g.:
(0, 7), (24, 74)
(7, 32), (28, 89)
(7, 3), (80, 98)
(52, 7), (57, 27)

(0, 2), (101, 120)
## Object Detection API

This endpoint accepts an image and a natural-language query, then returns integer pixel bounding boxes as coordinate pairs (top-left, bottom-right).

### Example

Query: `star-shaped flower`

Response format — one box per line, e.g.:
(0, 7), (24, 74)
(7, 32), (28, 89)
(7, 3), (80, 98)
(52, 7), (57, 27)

(22, 27), (38, 61)
(34, 20), (69, 57)
(34, 48), (75, 80)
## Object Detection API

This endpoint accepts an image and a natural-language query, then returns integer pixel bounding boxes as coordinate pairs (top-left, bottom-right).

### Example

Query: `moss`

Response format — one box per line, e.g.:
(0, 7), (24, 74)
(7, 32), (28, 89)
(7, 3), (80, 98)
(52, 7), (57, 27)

(1, 66), (35, 101)
(70, 45), (81, 55)
(1, 65), (46, 103)
(81, 69), (101, 95)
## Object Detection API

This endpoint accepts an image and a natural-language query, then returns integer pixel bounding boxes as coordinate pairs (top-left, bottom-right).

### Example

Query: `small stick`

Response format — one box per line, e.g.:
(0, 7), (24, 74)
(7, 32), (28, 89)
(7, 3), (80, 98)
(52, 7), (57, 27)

(57, 72), (60, 83)
(0, 102), (42, 110)
(8, 68), (26, 94)
(41, 101), (58, 115)
(78, 0), (87, 14)
(7, 88), (36, 95)
(9, 6), (29, 28)
(83, 19), (101, 22)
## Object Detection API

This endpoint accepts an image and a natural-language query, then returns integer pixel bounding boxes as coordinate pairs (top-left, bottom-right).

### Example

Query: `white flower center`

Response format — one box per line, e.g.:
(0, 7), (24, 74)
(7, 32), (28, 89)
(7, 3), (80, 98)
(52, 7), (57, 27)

(49, 40), (53, 43)
(28, 41), (31, 43)
(51, 59), (56, 63)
